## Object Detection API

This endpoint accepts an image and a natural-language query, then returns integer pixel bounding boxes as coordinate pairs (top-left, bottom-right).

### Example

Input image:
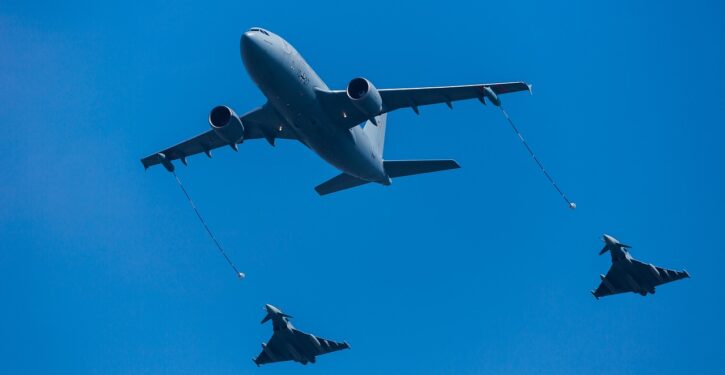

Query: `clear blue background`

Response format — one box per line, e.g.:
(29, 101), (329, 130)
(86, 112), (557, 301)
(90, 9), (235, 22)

(1, 1), (723, 374)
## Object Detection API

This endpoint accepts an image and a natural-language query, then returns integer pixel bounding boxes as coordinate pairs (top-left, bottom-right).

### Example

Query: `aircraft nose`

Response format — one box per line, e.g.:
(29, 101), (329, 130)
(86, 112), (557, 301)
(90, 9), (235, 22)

(241, 29), (274, 71)
(241, 31), (261, 55)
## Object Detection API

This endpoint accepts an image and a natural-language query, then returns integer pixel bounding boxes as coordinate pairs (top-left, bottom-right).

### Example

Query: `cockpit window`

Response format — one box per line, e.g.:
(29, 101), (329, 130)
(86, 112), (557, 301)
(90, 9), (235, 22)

(249, 27), (270, 36)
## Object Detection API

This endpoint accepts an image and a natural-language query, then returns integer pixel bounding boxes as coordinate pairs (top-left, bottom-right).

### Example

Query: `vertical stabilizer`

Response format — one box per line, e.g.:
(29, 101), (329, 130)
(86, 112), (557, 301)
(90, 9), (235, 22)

(362, 113), (387, 156)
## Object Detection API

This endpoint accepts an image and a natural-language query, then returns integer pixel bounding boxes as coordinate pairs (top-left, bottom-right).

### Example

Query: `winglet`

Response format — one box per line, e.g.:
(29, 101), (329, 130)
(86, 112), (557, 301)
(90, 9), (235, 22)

(684, 269), (691, 278)
(590, 291), (599, 300)
(527, 84), (533, 94)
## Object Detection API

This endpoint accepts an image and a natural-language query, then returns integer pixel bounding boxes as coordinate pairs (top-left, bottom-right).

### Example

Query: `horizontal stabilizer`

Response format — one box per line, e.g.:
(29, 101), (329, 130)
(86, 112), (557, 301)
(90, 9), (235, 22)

(383, 159), (460, 178)
(315, 173), (370, 196)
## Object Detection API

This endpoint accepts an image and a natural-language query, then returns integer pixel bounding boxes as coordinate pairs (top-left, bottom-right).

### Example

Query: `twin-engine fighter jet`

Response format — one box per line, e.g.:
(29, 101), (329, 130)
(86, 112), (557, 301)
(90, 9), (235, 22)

(592, 234), (690, 299)
(253, 304), (350, 366)
(141, 27), (531, 195)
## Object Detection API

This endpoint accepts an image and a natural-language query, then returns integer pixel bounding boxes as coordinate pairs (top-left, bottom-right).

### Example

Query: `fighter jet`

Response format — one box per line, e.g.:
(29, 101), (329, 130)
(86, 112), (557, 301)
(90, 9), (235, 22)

(141, 27), (531, 195)
(253, 304), (350, 366)
(591, 234), (690, 299)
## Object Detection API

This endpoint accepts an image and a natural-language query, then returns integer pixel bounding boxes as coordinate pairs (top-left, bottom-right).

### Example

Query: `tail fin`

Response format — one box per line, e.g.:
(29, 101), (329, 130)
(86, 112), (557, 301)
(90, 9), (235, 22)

(362, 113), (387, 156)
(383, 159), (460, 178)
(315, 173), (370, 196)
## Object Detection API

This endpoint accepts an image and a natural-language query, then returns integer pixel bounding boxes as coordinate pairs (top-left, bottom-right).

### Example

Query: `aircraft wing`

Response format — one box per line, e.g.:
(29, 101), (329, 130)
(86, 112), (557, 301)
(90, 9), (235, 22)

(592, 266), (630, 299)
(631, 260), (690, 287)
(253, 334), (293, 366)
(293, 329), (350, 356)
(252, 348), (279, 366)
(141, 104), (297, 171)
(318, 82), (531, 129)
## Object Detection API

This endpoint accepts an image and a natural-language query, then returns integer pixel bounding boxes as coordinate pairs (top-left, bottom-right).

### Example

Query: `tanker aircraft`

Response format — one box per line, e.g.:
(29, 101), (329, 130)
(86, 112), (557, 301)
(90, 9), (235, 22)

(141, 27), (531, 195)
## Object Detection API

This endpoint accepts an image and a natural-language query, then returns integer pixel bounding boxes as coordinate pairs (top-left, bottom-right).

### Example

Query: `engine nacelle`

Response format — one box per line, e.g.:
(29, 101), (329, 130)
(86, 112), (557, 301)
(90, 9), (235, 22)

(346, 77), (383, 121)
(209, 105), (245, 144)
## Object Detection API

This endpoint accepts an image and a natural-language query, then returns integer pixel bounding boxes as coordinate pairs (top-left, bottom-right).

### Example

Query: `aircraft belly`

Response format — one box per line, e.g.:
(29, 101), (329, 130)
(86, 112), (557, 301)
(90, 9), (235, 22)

(304, 126), (383, 181)
(253, 48), (384, 182)
(608, 264), (629, 291)
(267, 89), (383, 181)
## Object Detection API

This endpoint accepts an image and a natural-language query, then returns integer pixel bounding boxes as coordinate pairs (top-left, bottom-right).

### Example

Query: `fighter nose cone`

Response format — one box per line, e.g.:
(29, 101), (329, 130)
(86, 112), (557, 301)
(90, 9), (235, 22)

(603, 234), (617, 244)
(264, 304), (279, 313)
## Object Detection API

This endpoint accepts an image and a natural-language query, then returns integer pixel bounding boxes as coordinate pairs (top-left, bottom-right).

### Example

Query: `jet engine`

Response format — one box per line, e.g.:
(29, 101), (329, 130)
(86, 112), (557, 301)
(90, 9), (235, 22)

(346, 77), (383, 120)
(209, 105), (245, 144)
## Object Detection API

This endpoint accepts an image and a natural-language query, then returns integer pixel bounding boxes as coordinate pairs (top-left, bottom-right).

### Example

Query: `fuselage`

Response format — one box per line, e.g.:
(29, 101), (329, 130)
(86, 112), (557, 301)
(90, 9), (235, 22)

(607, 245), (654, 294)
(240, 28), (387, 183)
(609, 259), (654, 295)
(602, 235), (652, 294)
(268, 314), (316, 364)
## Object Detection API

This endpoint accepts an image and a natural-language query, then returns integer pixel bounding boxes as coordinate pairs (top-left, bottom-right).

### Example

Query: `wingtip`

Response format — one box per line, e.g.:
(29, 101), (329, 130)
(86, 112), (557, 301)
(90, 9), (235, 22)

(684, 269), (691, 278)
(527, 83), (533, 94)
(590, 291), (599, 300)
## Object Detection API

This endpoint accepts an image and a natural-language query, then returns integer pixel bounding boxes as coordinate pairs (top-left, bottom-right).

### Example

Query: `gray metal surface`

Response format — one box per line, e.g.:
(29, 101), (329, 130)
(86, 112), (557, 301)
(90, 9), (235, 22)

(253, 304), (349, 366)
(141, 27), (530, 194)
(592, 234), (690, 299)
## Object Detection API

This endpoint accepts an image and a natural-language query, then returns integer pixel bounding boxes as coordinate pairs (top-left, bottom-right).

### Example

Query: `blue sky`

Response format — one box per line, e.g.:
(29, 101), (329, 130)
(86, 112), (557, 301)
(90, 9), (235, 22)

(1, 0), (724, 373)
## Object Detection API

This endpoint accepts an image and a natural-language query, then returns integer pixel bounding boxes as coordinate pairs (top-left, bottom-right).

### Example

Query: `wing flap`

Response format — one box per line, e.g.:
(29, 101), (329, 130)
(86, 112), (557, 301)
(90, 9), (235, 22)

(294, 330), (350, 356)
(254, 335), (292, 366)
(318, 81), (531, 129)
(141, 105), (296, 170)
(141, 130), (227, 169)
(379, 81), (531, 112)
(655, 267), (689, 283)
(592, 267), (629, 299)
(314, 336), (350, 355)
(632, 260), (690, 286)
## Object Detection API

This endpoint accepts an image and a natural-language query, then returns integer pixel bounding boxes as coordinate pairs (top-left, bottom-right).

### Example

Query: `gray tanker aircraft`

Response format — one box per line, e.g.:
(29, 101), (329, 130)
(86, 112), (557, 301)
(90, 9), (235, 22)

(141, 27), (531, 195)
(253, 304), (349, 366)
(592, 234), (690, 299)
